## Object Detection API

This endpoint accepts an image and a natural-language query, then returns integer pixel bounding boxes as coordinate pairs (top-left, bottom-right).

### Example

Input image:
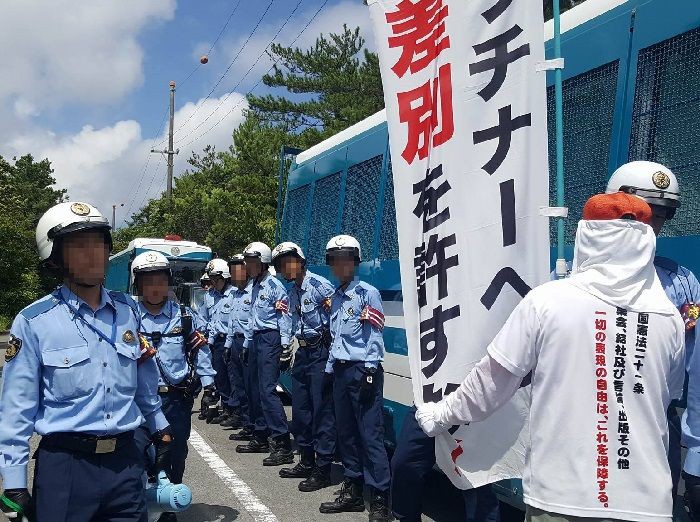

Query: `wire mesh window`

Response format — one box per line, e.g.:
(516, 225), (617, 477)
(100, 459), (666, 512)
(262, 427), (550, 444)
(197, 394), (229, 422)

(307, 171), (343, 265)
(280, 184), (311, 248)
(629, 26), (700, 237)
(342, 155), (383, 261)
(379, 159), (399, 260)
(547, 60), (620, 244)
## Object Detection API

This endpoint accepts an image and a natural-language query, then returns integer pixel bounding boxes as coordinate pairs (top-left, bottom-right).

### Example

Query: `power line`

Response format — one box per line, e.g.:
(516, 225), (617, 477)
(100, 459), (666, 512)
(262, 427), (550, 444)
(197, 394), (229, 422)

(173, 0), (306, 147)
(179, 0), (330, 150)
(177, 0), (243, 89)
(157, 0), (277, 147)
(122, 105), (170, 222)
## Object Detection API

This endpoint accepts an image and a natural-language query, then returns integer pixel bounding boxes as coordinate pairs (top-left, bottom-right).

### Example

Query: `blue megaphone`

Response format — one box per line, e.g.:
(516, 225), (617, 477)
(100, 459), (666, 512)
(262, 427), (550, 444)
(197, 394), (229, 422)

(145, 471), (192, 513)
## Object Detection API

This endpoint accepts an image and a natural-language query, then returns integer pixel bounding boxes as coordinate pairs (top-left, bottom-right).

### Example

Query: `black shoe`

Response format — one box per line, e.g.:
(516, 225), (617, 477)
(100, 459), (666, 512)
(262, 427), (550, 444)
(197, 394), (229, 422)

(157, 513), (178, 522)
(319, 479), (365, 513)
(210, 411), (230, 425)
(299, 465), (331, 492)
(263, 433), (294, 466)
(229, 427), (254, 441)
(368, 490), (391, 521)
(197, 410), (207, 420)
(236, 436), (270, 453)
(205, 405), (220, 424)
(220, 413), (243, 429)
(279, 453), (314, 478)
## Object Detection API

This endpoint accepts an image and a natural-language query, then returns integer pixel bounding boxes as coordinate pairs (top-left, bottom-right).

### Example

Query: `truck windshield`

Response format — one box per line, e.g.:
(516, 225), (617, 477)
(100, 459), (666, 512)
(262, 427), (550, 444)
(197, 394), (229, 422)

(170, 259), (207, 287)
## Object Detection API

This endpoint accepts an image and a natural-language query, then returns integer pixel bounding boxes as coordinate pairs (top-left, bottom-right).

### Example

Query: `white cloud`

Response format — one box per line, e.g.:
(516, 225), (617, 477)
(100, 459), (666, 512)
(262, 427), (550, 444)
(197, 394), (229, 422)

(2, 92), (248, 226)
(0, 0), (175, 112)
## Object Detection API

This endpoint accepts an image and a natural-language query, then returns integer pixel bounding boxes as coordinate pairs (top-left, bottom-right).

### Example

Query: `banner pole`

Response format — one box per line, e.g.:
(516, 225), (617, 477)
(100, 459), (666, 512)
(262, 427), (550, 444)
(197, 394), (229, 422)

(553, 0), (567, 276)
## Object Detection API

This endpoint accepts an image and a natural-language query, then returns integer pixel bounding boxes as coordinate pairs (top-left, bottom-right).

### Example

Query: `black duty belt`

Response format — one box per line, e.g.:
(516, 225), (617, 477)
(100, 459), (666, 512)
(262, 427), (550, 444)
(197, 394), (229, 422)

(40, 430), (134, 455)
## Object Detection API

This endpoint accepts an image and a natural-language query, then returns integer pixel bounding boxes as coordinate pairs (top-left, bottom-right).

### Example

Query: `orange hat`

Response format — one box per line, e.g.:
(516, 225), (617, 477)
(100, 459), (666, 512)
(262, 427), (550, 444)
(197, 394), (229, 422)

(582, 192), (652, 225)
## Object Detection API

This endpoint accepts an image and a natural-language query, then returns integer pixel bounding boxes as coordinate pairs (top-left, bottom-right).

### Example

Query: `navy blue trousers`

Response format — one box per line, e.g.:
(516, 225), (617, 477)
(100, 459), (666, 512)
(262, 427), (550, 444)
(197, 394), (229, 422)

(668, 407), (682, 499)
(211, 336), (232, 407)
(391, 406), (500, 522)
(333, 361), (390, 492)
(246, 334), (268, 437)
(161, 392), (194, 484)
(227, 335), (250, 422)
(252, 329), (289, 438)
(291, 341), (336, 466)
(33, 438), (147, 521)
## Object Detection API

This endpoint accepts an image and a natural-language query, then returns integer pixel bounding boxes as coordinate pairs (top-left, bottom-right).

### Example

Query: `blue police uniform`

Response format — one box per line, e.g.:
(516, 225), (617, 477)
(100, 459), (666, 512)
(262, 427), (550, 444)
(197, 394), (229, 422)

(225, 285), (253, 430)
(326, 280), (391, 493)
(655, 257), (700, 495)
(138, 300), (215, 483)
(288, 271), (336, 467)
(201, 285), (235, 407)
(391, 406), (501, 522)
(0, 285), (168, 521)
(245, 271), (293, 438)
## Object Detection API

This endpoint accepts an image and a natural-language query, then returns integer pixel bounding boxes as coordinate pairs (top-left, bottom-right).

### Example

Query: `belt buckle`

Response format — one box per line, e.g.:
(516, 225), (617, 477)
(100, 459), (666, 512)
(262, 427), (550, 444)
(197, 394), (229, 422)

(95, 438), (117, 454)
(298, 339), (307, 347)
(158, 386), (169, 394)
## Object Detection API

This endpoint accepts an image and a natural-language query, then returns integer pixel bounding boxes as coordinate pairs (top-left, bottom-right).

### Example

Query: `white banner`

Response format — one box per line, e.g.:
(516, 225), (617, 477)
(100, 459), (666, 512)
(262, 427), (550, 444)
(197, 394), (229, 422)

(368, 0), (550, 487)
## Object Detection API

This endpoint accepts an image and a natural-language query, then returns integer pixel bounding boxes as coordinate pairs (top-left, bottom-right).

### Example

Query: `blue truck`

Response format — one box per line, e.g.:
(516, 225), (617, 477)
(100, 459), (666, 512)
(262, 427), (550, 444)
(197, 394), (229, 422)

(276, 0), (700, 513)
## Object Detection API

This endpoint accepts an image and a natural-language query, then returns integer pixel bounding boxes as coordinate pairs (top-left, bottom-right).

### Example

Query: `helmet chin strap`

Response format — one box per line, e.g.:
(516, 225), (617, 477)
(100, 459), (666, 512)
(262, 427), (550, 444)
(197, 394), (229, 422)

(145, 297), (167, 308)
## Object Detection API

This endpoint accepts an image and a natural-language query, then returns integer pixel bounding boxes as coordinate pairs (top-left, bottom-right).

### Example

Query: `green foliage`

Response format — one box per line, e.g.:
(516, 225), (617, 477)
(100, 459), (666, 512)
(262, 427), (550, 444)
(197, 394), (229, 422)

(0, 155), (65, 323)
(247, 24), (384, 143)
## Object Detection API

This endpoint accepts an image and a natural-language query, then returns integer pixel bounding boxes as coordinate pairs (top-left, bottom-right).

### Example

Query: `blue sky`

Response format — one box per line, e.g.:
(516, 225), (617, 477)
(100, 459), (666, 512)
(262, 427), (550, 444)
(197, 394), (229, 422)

(0, 0), (372, 225)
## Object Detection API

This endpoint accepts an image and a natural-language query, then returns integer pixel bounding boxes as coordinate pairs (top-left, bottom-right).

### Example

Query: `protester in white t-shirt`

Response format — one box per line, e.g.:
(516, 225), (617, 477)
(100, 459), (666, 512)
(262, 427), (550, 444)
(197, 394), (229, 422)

(417, 192), (686, 522)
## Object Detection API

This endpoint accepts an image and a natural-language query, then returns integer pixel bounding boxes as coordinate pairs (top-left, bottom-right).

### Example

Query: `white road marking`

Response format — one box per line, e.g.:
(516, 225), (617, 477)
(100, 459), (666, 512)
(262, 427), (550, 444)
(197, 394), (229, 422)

(188, 429), (279, 522)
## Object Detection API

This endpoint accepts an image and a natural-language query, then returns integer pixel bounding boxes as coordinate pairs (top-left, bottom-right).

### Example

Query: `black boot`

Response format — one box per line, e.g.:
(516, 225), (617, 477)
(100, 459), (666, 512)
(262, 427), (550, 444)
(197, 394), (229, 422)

(262, 433), (295, 466)
(279, 451), (314, 478)
(157, 512), (178, 522)
(299, 464), (331, 492)
(220, 410), (243, 429)
(205, 404), (220, 424)
(210, 407), (231, 425)
(229, 426), (254, 441)
(319, 478), (365, 513)
(236, 435), (270, 453)
(368, 489), (391, 521)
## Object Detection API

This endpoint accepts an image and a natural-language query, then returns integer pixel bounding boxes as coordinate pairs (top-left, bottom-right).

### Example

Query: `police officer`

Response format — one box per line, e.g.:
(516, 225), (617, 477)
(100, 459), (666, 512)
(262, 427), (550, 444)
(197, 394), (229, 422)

(235, 242), (294, 467)
(200, 272), (211, 291)
(200, 258), (236, 425)
(0, 202), (172, 522)
(319, 235), (391, 522)
(272, 242), (337, 492)
(224, 254), (254, 438)
(132, 250), (216, 522)
(391, 406), (501, 522)
(606, 161), (700, 516)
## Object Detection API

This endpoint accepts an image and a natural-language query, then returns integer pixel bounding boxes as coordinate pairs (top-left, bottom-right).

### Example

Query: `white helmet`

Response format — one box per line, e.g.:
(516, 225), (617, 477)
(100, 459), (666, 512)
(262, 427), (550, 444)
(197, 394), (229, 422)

(228, 254), (245, 266)
(36, 201), (112, 262)
(606, 161), (680, 215)
(206, 258), (230, 279)
(243, 242), (272, 264)
(271, 242), (305, 269)
(326, 235), (362, 265)
(200, 272), (211, 283)
(131, 251), (171, 279)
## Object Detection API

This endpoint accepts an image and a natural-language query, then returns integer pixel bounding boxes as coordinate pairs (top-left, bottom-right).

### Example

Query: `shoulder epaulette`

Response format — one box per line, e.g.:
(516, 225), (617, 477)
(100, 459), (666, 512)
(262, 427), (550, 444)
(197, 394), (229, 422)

(20, 294), (59, 320)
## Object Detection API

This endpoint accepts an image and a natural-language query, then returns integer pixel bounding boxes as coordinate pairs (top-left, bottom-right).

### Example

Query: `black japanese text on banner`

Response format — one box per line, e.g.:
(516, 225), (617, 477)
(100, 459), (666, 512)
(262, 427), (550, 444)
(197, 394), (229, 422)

(368, 0), (550, 487)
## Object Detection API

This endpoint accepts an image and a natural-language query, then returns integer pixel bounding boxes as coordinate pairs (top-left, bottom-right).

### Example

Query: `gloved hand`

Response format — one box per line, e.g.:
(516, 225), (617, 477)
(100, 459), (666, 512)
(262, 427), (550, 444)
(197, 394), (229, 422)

(1, 488), (33, 521)
(322, 372), (333, 398)
(279, 344), (293, 373)
(153, 427), (174, 477)
(359, 368), (377, 404)
(240, 347), (249, 366)
(416, 402), (450, 437)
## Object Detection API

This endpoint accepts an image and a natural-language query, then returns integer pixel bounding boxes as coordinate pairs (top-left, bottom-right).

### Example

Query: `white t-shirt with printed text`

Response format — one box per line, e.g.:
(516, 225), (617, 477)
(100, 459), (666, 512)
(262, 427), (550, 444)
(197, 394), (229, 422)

(488, 279), (685, 522)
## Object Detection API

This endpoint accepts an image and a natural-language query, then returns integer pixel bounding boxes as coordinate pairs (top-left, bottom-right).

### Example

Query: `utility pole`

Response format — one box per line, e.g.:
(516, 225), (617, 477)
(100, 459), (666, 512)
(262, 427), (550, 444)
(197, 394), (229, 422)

(151, 80), (179, 199)
(112, 203), (124, 229)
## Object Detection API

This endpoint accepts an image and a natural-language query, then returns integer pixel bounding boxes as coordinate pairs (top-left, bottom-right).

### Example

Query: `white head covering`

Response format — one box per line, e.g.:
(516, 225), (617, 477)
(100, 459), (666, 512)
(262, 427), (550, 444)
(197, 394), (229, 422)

(569, 219), (677, 315)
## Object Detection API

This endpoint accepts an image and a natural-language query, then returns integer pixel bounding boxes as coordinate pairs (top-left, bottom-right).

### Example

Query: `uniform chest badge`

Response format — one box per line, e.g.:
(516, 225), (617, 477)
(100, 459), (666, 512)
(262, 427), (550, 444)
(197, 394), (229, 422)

(681, 302), (699, 331)
(123, 330), (136, 344)
(345, 307), (355, 317)
(5, 335), (22, 363)
(170, 326), (183, 335)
